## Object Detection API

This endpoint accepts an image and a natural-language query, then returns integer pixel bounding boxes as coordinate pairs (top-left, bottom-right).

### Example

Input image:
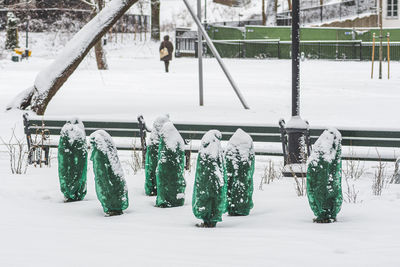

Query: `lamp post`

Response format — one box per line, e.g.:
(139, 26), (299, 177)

(284, 0), (309, 173)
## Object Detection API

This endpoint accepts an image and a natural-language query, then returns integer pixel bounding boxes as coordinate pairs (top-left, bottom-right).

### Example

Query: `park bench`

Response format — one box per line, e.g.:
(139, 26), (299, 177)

(23, 113), (148, 165)
(23, 113), (400, 167)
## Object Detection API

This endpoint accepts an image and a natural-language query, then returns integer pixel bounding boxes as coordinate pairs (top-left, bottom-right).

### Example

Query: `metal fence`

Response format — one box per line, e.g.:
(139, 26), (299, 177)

(206, 40), (400, 61)
(277, 0), (376, 26)
(175, 36), (400, 60)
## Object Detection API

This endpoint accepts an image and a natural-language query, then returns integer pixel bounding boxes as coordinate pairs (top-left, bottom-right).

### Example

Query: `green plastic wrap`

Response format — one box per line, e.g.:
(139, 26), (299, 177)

(155, 122), (186, 207)
(225, 129), (255, 216)
(90, 130), (129, 215)
(307, 128), (343, 223)
(58, 118), (87, 202)
(145, 115), (170, 196)
(192, 130), (227, 227)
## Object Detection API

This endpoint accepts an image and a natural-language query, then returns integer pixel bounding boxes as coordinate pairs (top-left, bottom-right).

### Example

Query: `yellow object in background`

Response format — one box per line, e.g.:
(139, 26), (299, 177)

(14, 48), (32, 57)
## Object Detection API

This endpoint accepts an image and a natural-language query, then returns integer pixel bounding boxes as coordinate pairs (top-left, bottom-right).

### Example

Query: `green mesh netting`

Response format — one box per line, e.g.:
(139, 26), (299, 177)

(145, 144), (158, 196)
(192, 130), (227, 227)
(307, 128), (343, 223)
(155, 122), (186, 207)
(225, 129), (255, 216)
(144, 115), (170, 196)
(90, 130), (129, 215)
(58, 119), (87, 202)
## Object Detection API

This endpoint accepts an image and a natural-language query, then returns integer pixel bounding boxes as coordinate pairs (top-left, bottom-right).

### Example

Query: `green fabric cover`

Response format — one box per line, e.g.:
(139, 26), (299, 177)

(145, 144), (159, 196)
(58, 119), (87, 201)
(307, 128), (343, 222)
(155, 122), (186, 207)
(192, 130), (227, 226)
(5, 12), (19, 50)
(225, 129), (255, 216)
(90, 130), (129, 214)
(145, 114), (170, 196)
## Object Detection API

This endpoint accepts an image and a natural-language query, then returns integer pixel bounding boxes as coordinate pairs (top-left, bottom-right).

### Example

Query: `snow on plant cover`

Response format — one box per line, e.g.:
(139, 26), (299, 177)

(155, 121), (186, 207)
(192, 130), (227, 227)
(58, 118), (88, 202)
(90, 129), (128, 215)
(225, 128), (255, 216)
(145, 114), (170, 196)
(306, 128), (343, 223)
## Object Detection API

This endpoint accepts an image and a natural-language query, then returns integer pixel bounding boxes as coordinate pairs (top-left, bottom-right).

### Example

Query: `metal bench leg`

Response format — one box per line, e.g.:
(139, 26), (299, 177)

(44, 147), (50, 166)
(185, 150), (191, 171)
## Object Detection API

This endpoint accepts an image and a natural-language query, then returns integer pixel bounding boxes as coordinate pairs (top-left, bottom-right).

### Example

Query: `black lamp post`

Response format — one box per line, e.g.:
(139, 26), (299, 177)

(285, 0), (309, 168)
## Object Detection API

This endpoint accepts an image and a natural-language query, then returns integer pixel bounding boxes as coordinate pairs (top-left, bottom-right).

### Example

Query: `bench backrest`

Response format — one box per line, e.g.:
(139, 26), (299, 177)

(25, 118), (142, 138)
(23, 114), (400, 162)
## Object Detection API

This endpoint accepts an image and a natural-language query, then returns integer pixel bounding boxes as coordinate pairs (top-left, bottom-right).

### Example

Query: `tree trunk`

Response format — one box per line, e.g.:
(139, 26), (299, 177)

(94, 0), (108, 70)
(6, 0), (138, 115)
(262, 0), (266, 26)
(151, 0), (160, 41)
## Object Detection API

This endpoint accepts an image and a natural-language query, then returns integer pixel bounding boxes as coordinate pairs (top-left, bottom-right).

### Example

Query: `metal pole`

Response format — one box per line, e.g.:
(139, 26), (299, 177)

(387, 32), (390, 79)
(182, 0), (250, 110)
(284, 0), (309, 169)
(197, 0), (204, 106)
(292, 0), (300, 117)
(204, 0), (207, 22)
(371, 33), (375, 79)
(379, 0), (383, 79)
(26, 0), (29, 48)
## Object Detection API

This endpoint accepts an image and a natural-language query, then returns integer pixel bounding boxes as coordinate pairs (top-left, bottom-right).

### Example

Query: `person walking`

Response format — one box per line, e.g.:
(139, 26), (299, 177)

(160, 35), (174, 73)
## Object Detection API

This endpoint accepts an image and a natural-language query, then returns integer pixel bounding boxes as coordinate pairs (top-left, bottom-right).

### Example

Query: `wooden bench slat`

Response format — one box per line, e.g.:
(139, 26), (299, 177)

(175, 123), (280, 134)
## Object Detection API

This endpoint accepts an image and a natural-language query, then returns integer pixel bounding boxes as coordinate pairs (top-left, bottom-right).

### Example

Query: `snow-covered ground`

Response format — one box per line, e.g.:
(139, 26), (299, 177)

(1, 40), (400, 266)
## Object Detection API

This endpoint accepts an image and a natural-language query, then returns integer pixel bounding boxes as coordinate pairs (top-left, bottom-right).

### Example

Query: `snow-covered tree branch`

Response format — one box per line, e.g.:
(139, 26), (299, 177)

(6, 0), (138, 115)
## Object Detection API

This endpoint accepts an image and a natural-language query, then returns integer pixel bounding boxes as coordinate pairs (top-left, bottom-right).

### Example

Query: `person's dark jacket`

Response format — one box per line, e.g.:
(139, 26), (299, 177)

(160, 40), (173, 61)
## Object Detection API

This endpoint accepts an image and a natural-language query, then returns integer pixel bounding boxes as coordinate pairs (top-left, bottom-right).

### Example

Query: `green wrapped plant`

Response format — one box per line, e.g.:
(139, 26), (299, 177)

(145, 114), (170, 196)
(5, 12), (19, 50)
(58, 118), (87, 202)
(192, 130), (227, 227)
(307, 128), (343, 223)
(225, 128), (255, 216)
(155, 121), (186, 207)
(90, 130), (129, 216)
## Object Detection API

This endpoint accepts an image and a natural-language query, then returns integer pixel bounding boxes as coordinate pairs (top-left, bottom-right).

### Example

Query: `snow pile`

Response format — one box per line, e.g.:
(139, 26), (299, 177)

(148, 114), (170, 145)
(285, 116), (309, 129)
(60, 118), (86, 145)
(160, 121), (184, 152)
(225, 128), (254, 162)
(199, 130), (223, 160)
(307, 128), (342, 165)
(90, 129), (125, 179)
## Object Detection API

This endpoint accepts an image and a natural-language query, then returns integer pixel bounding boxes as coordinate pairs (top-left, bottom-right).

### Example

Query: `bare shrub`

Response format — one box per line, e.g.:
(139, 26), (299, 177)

(372, 160), (388, 196)
(285, 163), (307, 197)
(124, 140), (143, 175)
(342, 158), (364, 203)
(343, 175), (361, 203)
(343, 157), (365, 180)
(390, 157), (400, 184)
(0, 128), (29, 174)
(294, 176), (307, 197)
(259, 160), (280, 190)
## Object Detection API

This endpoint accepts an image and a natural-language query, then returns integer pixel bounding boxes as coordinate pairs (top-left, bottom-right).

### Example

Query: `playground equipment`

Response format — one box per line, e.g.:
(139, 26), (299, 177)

(183, 0), (250, 110)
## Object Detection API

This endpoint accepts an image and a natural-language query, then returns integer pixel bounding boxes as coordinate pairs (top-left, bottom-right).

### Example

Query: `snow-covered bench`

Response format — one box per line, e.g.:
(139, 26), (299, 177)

(23, 114), (148, 165)
(23, 113), (400, 166)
